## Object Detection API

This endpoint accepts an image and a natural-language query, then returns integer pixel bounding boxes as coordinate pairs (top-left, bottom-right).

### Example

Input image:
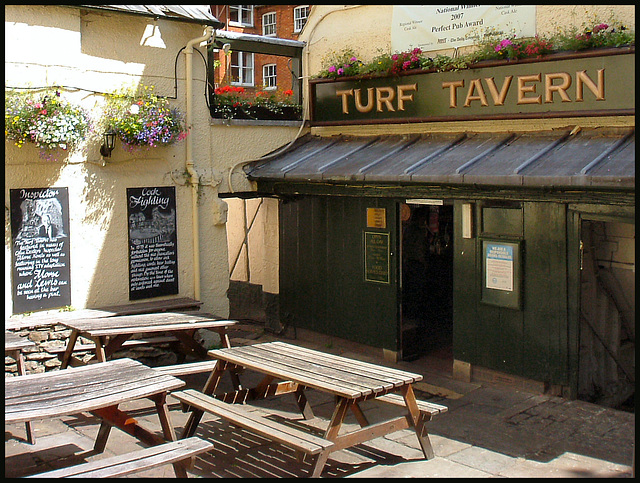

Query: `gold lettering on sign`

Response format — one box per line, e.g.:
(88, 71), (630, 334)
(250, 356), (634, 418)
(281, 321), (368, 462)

(336, 89), (354, 114)
(397, 84), (417, 111)
(576, 69), (605, 101)
(485, 76), (513, 106)
(517, 74), (542, 104)
(355, 88), (375, 113)
(442, 80), (464, 108)
(376, 87), (396, 112)
(464, 78), (489, 107)
(545, 72), (572, 102)
(441, 69), (606, 108)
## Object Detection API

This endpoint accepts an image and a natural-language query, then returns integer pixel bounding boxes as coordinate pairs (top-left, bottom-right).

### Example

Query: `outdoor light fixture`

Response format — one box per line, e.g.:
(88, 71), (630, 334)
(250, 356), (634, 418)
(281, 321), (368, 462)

(100, 129), (116, 157)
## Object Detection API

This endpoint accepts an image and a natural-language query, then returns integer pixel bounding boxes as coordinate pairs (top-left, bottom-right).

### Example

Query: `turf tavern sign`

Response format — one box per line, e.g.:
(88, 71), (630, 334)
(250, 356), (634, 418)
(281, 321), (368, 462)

(310, 50), (634, 124)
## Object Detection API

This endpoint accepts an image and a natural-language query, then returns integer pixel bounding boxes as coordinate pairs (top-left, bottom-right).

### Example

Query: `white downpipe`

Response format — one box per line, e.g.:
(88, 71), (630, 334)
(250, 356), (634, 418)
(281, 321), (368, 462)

(184, 26), (214, 301)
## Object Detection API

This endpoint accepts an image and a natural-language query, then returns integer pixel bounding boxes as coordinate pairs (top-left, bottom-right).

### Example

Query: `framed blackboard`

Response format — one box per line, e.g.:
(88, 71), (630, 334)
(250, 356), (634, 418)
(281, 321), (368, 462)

(364, 231), (390, 284)
(127, 187), (179, 300)
(10, 187), (71, 314)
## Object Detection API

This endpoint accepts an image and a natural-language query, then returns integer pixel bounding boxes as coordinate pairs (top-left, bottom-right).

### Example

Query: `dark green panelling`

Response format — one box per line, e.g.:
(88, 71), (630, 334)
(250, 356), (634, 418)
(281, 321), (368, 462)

(481, 207), (523, 236)
(522, 202), (568, 383)
(280, 196), (398, 350)
(452, 201), (479, 362)
(454, 200), (569, 384)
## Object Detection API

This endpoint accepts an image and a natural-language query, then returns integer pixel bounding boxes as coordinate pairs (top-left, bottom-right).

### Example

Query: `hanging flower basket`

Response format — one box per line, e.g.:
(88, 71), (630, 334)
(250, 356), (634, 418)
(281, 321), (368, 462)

(5, 88), (91, 159)
(104, 84), (188, 152)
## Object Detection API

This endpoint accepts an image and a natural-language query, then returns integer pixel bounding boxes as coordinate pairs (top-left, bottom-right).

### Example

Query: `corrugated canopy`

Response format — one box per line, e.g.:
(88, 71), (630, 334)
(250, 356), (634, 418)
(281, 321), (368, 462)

(246, 129), (634, 190)
(76, 5), (224, 28)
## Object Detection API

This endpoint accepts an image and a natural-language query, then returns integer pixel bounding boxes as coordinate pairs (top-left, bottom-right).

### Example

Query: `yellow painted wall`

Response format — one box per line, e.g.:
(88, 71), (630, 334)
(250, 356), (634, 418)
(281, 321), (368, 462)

(4, 5), (300, 319)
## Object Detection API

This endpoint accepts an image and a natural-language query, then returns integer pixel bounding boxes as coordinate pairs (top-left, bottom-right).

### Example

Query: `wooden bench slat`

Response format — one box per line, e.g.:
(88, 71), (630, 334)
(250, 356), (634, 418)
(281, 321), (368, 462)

(26, 437), (213, 478)
(376, 393), (448, 415)
(49, 336), (180, 354)
(154, 360), (219, 377)
(172, 389), (334, 455)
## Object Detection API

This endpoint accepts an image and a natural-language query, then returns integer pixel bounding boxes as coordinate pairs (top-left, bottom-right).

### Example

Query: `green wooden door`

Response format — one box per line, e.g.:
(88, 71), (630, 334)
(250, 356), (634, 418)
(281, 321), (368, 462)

(280, 196), (399, 350)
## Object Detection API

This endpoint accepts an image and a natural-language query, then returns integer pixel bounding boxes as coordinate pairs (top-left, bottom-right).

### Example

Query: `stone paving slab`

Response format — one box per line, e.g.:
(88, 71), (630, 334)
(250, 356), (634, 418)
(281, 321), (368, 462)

(4, 325), (635, 478)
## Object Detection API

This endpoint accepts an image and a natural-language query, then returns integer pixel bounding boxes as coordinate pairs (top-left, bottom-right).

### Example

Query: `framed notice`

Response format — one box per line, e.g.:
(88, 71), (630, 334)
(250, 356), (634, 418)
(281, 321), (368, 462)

(481, 239), (522, 309)
(127, 187), (178, 300)
(364, 231), (390, 284)
(10, 187), (71, 314)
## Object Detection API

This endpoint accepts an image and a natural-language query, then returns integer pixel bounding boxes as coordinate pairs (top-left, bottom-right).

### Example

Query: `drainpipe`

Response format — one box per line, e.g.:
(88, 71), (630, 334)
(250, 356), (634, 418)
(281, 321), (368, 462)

(184, 26), (214, 301)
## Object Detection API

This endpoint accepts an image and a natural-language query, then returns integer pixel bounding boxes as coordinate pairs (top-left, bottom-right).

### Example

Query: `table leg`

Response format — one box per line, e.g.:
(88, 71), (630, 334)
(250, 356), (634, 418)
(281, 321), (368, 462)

(323, 397), (350, 441)
(181, 362), (226, 439)
(60, 330), (79, 369)
(173, 330), (208, 358)
(400, 384), (435, 459)
(92, 405), (166, 451)
(10, 349), (36, 444)
(103, 334), (130, 359)
(152, 393), (189, 478)
(294, 385), (315, 420)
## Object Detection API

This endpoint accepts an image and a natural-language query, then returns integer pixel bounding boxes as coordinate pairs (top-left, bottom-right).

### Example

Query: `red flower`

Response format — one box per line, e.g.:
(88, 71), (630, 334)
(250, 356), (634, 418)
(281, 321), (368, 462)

(283, 89), (293, 96)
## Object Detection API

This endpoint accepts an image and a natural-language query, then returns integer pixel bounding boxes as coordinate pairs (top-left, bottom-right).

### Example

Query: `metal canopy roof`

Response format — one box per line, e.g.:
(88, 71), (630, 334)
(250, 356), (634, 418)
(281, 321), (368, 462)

(75, 5), (225, 28)
(246, 129), (635, 190)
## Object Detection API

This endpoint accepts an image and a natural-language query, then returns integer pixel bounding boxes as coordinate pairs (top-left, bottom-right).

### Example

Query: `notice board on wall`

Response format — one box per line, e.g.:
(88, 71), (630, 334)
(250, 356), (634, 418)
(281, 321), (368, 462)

(10, 187), (71, 314)
(127, 186), (179, 300)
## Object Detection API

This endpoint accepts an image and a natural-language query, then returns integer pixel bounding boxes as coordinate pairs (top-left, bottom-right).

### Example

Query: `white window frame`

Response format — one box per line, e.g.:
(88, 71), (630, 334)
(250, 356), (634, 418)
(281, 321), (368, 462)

(293, 5), (309, 33)
(263, 64), (277, 90)
(229, 5), (254, 27)
(230, 51), (255, 87)
(262, 12), (277, 37)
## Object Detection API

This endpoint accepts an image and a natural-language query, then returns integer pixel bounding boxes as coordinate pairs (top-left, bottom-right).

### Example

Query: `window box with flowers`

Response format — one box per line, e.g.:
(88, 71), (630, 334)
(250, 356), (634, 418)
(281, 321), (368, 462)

(314, 20), (634, 80)
(102, 84), (188, 152)
(5, 88), (91, 160)
(211, 86), (302, 121)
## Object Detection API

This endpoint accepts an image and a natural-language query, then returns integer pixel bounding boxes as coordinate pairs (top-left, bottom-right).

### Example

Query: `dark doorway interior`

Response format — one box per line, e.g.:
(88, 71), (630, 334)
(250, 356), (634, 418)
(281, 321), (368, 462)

(401, 202), (454, 361)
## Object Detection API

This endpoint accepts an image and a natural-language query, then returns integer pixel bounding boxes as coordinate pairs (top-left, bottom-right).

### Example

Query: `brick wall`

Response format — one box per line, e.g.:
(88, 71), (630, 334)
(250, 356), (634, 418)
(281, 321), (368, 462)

(211, 5), (308, 92)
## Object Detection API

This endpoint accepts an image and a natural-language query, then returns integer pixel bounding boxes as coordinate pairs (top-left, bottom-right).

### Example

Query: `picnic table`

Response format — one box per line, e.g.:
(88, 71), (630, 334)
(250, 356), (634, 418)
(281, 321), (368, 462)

(59, 312), (237, 369)
(5, 331), (37, 443)
(5, 358), (193, 476)
(174, 341), (447, 477)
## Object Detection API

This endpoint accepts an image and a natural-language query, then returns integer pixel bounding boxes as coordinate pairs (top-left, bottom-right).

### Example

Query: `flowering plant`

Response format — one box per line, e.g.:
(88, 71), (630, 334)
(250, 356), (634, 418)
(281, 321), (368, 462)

(211, 85), (301, 120)
(103, 84), (188, 152)
(5, 88), (90, 159)
(314, 17), (633, 79)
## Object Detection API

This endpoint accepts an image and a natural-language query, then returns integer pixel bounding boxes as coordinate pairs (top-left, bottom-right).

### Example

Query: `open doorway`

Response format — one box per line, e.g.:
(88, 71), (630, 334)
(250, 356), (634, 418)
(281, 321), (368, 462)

(579, 219), (635, 411)
(400, 202), (454, 361)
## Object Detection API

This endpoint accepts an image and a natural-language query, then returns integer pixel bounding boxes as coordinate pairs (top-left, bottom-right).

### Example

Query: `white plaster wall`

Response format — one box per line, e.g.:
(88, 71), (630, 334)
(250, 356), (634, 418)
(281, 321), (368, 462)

(4, 5), (303, 319)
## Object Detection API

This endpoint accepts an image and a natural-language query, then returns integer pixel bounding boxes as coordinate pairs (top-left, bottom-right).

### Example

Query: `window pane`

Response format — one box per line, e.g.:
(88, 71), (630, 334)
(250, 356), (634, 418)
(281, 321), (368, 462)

(263, 12), (276, 36)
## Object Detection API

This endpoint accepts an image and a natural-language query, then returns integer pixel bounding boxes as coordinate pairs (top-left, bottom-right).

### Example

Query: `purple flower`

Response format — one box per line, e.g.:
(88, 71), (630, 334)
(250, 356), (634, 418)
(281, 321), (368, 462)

(328, 65), (336, 73)
(337, 67), (344, 75)
(495, 39), (513, 52)
(350, 56), (358, 62)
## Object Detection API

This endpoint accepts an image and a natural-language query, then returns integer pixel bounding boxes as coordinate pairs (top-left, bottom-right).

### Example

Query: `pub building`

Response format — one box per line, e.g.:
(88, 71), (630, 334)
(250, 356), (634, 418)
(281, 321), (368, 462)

(228, 46), (635, 406)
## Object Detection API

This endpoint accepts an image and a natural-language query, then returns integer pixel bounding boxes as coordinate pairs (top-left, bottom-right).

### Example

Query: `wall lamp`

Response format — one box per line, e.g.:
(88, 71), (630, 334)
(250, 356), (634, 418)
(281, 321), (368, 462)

(100, 129), (116, 157)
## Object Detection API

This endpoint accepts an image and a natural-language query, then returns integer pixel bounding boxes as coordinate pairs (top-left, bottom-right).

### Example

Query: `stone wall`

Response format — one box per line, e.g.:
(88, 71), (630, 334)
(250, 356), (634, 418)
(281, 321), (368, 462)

(5, 326), (179, 376)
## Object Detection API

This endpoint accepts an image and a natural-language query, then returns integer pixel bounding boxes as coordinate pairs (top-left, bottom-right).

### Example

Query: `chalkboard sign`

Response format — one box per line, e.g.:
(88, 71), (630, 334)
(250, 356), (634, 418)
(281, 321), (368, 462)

(127, 186), (179, 300)
(10, 187), (71, 314)
(364, 231), (390, 284)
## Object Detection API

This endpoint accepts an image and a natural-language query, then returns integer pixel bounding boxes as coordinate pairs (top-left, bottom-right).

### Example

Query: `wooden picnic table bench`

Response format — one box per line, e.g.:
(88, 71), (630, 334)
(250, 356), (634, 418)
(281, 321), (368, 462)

(26, 437), (213, 478)
(59, 312), (237, 369)
(177, 341), (447, 477)
(5, 358), (191, 477)
(5, 330), (37, 444)
(5, 297), (203, 330)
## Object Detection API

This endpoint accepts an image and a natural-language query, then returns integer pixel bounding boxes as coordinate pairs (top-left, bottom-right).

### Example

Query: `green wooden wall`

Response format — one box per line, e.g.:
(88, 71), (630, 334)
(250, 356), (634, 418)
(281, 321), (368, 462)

(453, 200), (569, 385)
(279, 196), (399, 350)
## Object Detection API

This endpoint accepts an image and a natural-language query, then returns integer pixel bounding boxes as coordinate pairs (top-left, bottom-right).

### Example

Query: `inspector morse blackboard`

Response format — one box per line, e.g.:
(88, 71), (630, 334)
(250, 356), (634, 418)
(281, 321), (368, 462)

(127, 186), (179, 300)
(10, 187), (71, 314)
